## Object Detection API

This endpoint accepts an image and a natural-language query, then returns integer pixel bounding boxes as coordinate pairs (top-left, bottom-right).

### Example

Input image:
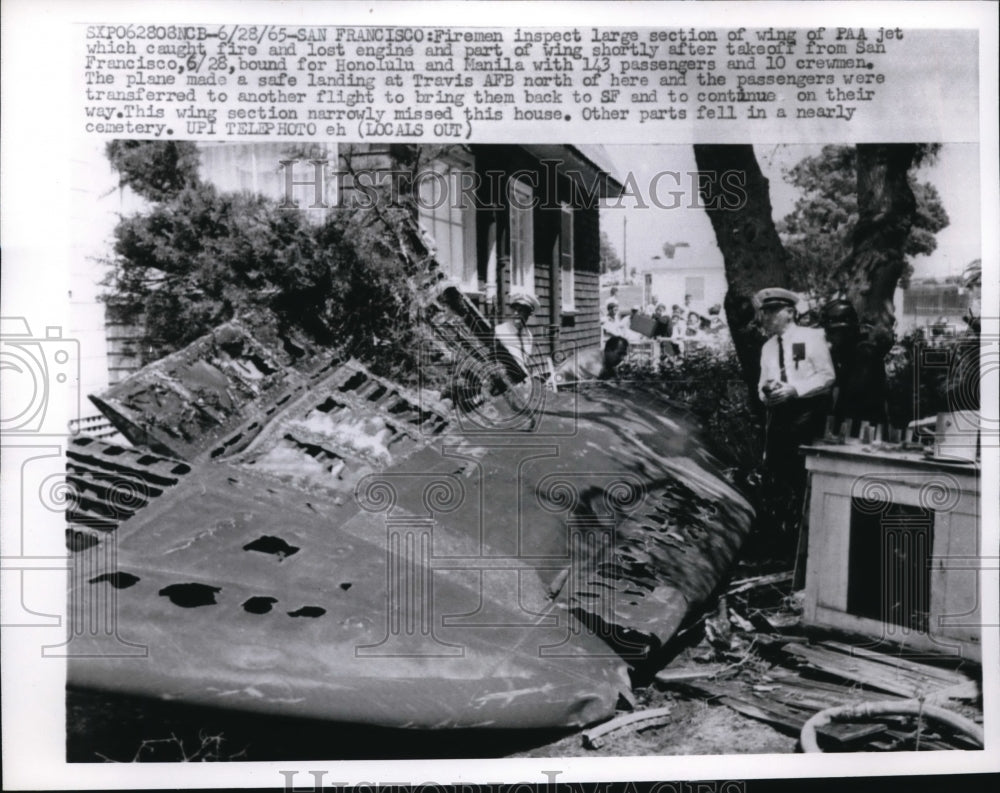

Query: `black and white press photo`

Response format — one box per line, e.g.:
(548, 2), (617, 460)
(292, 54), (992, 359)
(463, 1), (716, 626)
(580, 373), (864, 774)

(1, 2), (997, 790)
(57, 136), (986, 761)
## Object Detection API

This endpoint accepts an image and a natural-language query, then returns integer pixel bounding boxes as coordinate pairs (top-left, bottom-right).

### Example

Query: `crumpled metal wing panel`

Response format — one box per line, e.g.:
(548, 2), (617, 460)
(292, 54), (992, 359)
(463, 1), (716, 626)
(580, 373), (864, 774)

(66, 465), (629, 728)
(228, 358), (451, 497)
(90, 320), (332, 461)
(65, 436), (191, 543)
(75, 318), (756, 729)
(359, 382), (755, 658)
(571, 455), (753, 647)
(433, 384), (755, 655)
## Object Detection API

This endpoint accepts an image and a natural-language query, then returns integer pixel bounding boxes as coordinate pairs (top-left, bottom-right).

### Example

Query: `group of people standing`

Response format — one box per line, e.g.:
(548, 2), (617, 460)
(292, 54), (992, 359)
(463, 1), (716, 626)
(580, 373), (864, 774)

(601, 293), (729, 358)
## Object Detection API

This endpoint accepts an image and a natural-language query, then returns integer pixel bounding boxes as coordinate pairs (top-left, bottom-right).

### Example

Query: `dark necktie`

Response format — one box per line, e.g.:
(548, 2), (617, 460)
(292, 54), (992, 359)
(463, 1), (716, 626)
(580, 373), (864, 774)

(777, 334), (788, 383)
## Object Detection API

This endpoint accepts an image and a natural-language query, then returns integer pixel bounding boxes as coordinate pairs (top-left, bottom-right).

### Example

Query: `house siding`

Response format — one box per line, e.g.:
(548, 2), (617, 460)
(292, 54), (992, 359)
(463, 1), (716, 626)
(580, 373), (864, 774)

(337, 144), (607, 364)
(567, 202), (602, 354)
(468, 145), (604, 366)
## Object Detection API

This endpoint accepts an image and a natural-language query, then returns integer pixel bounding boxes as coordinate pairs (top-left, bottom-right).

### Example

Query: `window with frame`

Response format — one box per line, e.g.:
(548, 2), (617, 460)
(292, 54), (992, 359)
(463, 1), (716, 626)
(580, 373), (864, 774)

(417, 155), (477, 290)
(508, 178), (535, 294)
(560, 203), (575, 311)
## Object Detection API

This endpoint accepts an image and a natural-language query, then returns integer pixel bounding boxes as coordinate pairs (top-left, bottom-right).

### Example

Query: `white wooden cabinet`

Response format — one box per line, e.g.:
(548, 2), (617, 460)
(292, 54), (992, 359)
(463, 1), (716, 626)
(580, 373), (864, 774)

(802, 444), (981, 662)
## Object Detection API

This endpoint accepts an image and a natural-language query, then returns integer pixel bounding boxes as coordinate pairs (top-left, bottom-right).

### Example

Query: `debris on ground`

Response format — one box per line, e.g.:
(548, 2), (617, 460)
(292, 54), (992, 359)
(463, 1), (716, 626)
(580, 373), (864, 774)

(639, 572), (983, 753)
(581, 706), (674, 749)
(799, 699), (983, 753)
(781, 641), (979, 701)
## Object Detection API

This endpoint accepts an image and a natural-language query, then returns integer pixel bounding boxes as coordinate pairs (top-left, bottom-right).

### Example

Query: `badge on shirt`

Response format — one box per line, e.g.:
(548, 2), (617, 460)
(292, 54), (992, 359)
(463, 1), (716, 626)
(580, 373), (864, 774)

(792, 342), (805, 368)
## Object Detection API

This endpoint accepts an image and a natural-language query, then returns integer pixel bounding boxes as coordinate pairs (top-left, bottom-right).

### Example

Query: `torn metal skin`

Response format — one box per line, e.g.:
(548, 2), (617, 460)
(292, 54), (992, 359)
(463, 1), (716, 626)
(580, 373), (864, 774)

(90, 318), (332, 462)
(70, 300), (753, 730)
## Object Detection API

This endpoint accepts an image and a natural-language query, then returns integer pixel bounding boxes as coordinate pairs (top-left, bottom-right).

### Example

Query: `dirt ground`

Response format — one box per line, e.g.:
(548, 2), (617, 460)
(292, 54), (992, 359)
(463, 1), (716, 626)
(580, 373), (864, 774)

(510, 687), (797, 758)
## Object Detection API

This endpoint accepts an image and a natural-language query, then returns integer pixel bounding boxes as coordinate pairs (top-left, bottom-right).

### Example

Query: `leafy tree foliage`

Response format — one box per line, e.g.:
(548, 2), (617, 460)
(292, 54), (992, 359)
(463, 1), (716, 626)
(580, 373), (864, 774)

(101, 141), (422, 377)
(778, 145), (949, 304)
(599, 229), (624, 273)
(105, 141), (201, 202)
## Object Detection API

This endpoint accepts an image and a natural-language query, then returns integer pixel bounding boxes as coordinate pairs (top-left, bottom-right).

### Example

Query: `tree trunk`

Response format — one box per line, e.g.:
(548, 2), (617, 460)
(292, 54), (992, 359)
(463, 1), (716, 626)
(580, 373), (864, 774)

(838, 143), (918, 425)
(693, 145), (791, 399)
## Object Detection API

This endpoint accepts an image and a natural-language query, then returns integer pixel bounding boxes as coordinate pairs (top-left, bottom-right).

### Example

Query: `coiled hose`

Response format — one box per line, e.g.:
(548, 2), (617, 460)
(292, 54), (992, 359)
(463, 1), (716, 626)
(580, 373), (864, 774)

(800, 699), (983, 752)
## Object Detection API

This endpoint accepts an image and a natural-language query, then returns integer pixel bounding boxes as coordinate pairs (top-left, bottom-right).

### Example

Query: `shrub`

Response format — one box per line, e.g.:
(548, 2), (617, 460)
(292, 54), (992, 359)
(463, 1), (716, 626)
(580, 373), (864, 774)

(100, 142), (426, 381)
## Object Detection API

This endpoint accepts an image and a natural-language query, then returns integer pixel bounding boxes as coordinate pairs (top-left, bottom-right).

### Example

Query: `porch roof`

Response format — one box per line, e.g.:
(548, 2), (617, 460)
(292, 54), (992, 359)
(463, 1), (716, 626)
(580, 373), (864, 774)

(520, 144), (625, 198)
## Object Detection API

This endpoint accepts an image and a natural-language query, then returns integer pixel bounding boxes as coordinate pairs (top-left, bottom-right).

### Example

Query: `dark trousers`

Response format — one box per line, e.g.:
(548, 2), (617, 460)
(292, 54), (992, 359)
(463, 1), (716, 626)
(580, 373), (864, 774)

(765, 393), (830, 493)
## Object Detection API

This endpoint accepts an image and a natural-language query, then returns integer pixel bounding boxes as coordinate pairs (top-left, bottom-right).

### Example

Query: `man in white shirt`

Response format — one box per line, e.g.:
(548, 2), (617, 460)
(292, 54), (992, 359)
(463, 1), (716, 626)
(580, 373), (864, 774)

(494, 292), (540, 375)
(602, 299), (623, 338)
(755, 287), (836, 484)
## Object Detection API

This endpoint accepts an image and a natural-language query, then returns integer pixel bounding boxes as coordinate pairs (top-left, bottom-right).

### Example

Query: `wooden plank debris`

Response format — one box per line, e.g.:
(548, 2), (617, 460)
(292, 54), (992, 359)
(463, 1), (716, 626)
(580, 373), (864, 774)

(726, 571), (793, 596)
(674, 637), (981, 751)
(818, 640), (972, 687)
(582, 706), (674, 749)
(654, 665), (726, 684)
(783, 642), (978, 701)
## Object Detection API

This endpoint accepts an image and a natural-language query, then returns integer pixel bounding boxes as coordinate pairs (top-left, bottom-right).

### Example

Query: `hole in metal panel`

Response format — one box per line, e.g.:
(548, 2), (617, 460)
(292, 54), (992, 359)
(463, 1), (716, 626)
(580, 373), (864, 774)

(242, 596), (278, 614)
(212, 433), (245, 458)
(243, 353), (277, 376)
(285, 435), (344, 471)
(159, 583), (221, 607)
(288, 606), (326, 618)
(339, 582), (352, 591)
(89, 572), (141, 589)
(314, 397), (347, 414)
(281, 335), (306, 359)
(243, 535), (300, 559)
(386, 399), (412, 415)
